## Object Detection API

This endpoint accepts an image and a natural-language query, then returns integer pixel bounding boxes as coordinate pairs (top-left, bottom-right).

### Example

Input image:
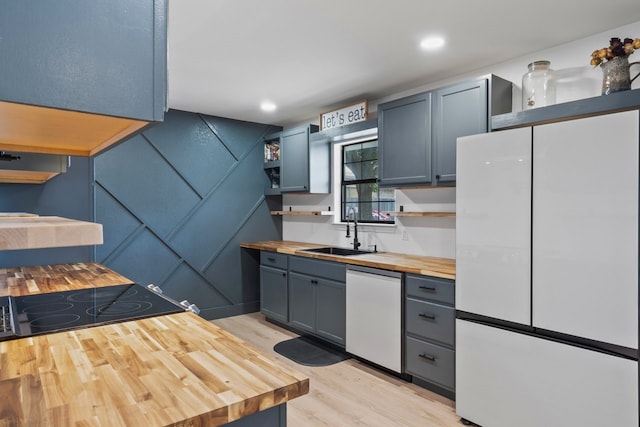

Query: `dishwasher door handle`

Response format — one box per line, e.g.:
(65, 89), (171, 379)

(346, 265), (402, 279)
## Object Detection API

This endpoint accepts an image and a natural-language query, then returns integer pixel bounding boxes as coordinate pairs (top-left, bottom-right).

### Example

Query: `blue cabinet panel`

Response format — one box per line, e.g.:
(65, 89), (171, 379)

(95, 134), (200, 238)
(0, 0), (166, 121)
(378, 92), (432, 186)
(144, 111), (236, 196)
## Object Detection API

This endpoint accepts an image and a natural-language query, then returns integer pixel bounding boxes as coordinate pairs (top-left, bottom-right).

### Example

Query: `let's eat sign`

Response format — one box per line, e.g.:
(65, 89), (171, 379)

(320, 100), (368, 130)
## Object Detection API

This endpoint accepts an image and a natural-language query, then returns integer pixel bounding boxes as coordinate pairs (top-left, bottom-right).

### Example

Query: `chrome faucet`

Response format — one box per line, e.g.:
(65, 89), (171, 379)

(345, 207), (360, 251)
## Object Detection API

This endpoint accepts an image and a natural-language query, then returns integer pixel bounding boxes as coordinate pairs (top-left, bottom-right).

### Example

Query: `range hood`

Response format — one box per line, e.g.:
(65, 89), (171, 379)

(0, 150), (69, 184)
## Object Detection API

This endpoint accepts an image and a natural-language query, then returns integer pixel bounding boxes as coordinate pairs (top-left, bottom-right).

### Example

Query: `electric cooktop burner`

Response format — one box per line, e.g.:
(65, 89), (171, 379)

(8, 283), (187, 338)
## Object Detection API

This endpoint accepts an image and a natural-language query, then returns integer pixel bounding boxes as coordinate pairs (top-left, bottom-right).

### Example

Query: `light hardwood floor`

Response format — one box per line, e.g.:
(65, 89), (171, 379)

(211, 313), (463, 427)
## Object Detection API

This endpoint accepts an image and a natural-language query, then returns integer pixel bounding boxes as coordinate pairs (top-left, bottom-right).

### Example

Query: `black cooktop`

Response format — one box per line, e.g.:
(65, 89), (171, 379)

(0, 284), (186, 341)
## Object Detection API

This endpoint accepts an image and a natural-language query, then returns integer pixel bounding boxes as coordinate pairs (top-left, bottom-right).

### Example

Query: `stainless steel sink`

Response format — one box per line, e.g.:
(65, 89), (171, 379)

(301, 247), (373, 256)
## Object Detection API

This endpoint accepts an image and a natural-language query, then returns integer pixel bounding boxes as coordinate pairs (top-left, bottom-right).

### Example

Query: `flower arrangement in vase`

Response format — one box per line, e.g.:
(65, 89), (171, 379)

(591, 37), (640, 95)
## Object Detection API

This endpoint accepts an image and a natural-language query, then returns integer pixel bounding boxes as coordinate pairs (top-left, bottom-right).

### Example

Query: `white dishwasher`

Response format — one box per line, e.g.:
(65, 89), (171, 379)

(345, 265), (402, 373)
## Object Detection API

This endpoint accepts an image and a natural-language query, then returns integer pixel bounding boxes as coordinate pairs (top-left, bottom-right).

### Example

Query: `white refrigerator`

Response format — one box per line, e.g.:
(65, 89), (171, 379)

(455, 110), (639, 427)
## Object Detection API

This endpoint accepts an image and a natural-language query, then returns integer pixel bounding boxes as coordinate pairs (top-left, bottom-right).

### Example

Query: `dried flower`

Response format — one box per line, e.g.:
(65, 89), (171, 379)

(591, 37), (640, 66)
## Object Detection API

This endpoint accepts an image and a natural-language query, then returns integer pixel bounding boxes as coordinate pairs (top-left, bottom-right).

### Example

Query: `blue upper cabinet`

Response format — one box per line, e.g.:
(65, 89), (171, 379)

(378, 75), (512, 187)
(0, 0), (167, 156)
(378, 92), (432, 187)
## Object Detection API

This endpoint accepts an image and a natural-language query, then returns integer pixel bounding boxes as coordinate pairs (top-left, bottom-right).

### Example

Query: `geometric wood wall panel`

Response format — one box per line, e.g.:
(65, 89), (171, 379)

(93, 109), (282, 319)
(161, 261), (231, 311)
(103, 227), (181, 288)
(94, 185), (142, 261)
(202, 200), (282, 305)
(142, 110), (236, 196)
(167, 141), (266, 270)
(201, 115), (279, 160)
(95, 133), (202, 238)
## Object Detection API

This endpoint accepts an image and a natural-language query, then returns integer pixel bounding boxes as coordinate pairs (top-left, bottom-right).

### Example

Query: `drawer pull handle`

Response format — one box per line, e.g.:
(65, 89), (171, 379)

(418, 286), (436, 292)
(419, 353), (436, 361)
(311, 279), (318, 284)
(282, 272), (287, 277)
(419, 313), (436, 320)
(267, 257), (276, 262)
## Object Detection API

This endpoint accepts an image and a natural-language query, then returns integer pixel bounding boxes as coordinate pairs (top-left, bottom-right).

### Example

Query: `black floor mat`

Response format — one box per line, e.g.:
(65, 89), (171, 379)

(274, 336), (351, 367)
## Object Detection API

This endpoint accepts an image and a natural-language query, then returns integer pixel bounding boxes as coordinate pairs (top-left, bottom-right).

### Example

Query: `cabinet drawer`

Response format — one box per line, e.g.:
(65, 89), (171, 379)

(406, 298), (455, 346)
(260, 251), (288, 269)
(289, 256), (345, 282)
(405, 336), (455, 390)
(406, 274), (454, 305)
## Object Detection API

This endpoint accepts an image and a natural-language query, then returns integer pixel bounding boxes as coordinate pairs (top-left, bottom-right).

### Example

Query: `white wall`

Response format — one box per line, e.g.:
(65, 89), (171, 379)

(282, 20), (640, 259)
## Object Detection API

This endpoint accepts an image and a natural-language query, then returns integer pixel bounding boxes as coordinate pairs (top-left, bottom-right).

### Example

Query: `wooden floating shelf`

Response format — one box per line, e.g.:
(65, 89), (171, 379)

(0, 212), (39, 217)
(384, 211), (456, 217)
(271, 210), (333, 216)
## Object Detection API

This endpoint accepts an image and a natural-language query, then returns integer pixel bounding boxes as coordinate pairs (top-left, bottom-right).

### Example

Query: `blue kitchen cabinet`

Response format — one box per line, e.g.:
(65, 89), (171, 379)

(378, 92), (432, 187)
(260, 252), (289, 323)
(0, 0), (167, 157)
(0, 0), (167, 121)
(258, 251), (346, 347)
(263, 124), (328, 194)
(404, 274), (456, 399)
(378, 75), (511, 187)
(287, 256), (346, 347)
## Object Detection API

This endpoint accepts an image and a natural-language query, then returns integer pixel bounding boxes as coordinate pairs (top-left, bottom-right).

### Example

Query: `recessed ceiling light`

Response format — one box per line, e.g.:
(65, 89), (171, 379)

(420, 36), (445, 50)
(260, 101), (277, 112)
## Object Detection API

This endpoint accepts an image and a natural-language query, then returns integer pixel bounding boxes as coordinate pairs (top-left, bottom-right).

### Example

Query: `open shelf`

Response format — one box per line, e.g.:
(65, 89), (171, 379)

(270, 210), (333, 216)
(384, 211), (456, 217)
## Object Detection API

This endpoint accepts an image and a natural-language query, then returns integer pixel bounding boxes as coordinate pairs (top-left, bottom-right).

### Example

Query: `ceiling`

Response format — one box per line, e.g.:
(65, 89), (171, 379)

(167, 0), (640, 127)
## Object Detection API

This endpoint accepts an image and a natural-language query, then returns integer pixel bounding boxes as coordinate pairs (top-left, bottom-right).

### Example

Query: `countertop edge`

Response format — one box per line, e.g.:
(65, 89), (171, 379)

(241, 241), (456, 280)
(163, 313), (310, 426)
(1, 310), (310, 426)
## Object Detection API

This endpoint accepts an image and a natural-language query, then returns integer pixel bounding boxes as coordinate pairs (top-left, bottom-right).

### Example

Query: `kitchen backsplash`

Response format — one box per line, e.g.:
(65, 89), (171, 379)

(282, 187), (456, 259)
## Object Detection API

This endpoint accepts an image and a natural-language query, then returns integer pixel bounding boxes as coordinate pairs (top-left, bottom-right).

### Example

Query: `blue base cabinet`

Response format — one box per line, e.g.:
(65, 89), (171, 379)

(289, 256), (346, 347)
(404, 274), (456, 399)
(259, 252), (346, 348)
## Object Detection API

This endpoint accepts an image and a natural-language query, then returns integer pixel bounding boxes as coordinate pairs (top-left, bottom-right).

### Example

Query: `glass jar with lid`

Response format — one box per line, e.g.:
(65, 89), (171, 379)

(522, 60), (556, 110)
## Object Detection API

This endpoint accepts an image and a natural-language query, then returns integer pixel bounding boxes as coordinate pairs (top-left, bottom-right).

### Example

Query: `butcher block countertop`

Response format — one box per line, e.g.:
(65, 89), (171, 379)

(0, 263), (309, 426)
(0, 215), (103, 250)
(0, 312), (309, 426)
(241, 240), (456, 280)
(0, 262), (131, 297)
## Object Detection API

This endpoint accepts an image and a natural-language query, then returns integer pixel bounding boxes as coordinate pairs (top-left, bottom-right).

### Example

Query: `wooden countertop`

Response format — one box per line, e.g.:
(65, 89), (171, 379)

(0, 262), (310, 426)
(0, 216), (103, 250)
(0, 262), (132, 297)
(0, 312), (309, 426)
(241, 240), (456, 280)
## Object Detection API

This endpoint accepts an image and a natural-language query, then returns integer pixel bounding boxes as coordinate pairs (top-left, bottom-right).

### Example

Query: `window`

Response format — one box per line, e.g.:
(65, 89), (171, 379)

(341, 140), (395, 224)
